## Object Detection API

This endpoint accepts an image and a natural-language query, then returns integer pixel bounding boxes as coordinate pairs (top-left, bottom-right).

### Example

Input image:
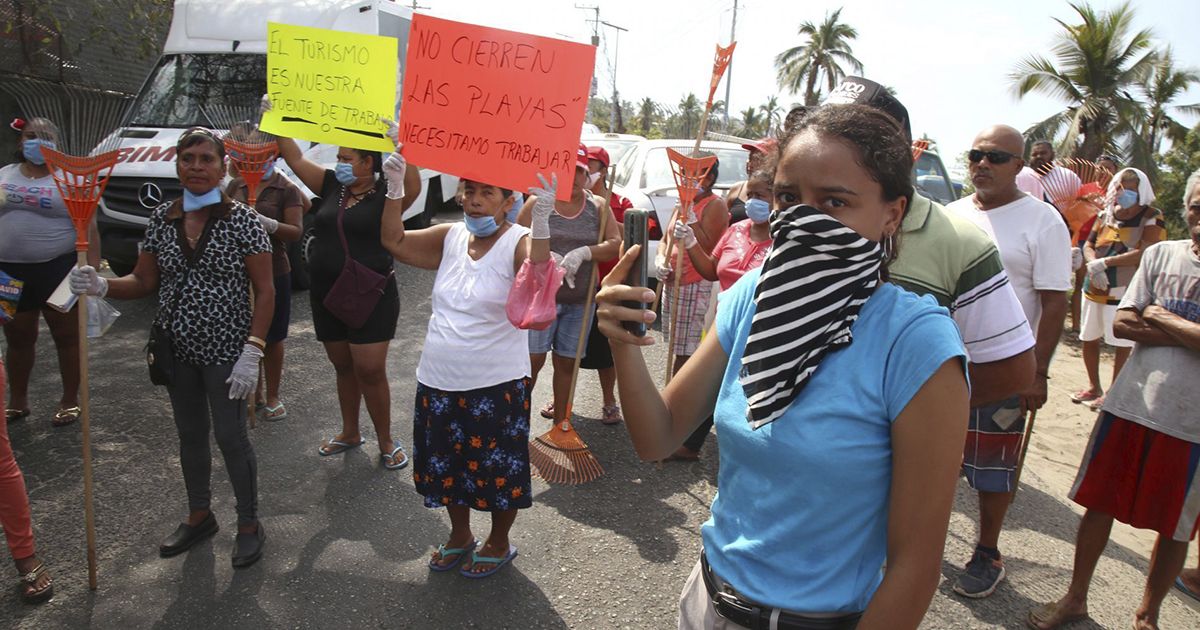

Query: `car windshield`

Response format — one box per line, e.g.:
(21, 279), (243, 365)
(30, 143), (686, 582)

(127, 54), (265, 128)
(913, 152), (957, 204)
(640, 146), (748, 192)
(586, 139), (639, 166)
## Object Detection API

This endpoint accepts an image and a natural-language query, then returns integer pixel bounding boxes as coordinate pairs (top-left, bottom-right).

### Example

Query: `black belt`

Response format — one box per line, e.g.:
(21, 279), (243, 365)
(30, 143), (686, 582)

(700, 552), (861, 630)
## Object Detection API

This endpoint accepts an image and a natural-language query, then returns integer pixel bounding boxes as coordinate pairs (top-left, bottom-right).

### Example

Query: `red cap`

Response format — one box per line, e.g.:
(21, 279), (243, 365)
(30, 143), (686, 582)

(740, 137), (777, 154)
(586, 145), (611, 168)
(576, 143), (590, 170)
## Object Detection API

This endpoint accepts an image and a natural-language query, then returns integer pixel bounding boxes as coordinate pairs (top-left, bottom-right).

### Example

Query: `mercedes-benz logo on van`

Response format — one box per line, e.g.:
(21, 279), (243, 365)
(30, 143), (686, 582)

(138, 182), (163, 209)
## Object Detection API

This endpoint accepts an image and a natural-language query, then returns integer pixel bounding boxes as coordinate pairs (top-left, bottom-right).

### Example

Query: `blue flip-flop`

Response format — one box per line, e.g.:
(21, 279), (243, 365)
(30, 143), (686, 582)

(1176, 576), (1200, 608)
(381, 442), (409, 470)
(429, 539), (477, 572)
(317, 436), (365, 456)
(460, 545), (518, 579)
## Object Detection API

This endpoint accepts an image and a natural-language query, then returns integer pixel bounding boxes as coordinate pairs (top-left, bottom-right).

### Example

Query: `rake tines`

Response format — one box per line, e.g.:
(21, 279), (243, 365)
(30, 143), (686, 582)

(911, 139), (930, 162)
(223, 135), (279, 207)
(41, 147), (121, 247)
(529, 420), (605, 485)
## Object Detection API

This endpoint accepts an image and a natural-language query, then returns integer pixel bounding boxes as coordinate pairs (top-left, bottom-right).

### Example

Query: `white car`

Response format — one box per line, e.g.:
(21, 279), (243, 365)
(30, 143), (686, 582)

(611, 139), (749, 264)
(580, 132), (646, 168)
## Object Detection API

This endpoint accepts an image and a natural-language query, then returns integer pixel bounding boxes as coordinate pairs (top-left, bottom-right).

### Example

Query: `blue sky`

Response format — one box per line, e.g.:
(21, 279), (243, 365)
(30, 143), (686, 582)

(425, 0), (1200, 165)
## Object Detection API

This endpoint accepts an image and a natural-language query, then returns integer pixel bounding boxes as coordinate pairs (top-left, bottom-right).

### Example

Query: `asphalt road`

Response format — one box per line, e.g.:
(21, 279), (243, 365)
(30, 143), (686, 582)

(2, 207), (1198, 629)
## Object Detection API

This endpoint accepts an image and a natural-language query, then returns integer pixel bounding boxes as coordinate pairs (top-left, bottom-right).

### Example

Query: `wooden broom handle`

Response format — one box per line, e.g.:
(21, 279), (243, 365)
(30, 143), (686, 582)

(560, 194), (611, 426)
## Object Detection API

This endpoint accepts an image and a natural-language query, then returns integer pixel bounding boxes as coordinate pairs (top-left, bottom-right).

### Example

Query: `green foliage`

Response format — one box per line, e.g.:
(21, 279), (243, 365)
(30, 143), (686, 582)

(1009, 1), (1161, 167)
(1154, 123), (1200, 239)
(774, 7), (863, 106)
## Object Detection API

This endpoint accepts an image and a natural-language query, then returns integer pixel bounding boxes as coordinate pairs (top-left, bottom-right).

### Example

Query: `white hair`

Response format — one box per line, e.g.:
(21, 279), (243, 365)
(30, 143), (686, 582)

(1185, 168), (1200, 208)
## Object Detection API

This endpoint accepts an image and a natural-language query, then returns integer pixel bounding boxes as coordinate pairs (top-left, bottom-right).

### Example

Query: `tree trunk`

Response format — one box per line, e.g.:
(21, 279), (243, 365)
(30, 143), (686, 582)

(804, 67), (820, 107)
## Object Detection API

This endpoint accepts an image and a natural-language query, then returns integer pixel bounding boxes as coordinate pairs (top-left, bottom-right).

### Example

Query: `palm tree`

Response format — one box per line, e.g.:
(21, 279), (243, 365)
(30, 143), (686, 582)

(738, 107), (764, 138)
(759, 96), (783, 136)
(774, 8), (864, 106)
(636, 97), (658, 137)
(707, 100), (727, 133)
(1140, 49), (1200, 157)
(1009, 1), (1158, 160)
(678, 93), (701, 138)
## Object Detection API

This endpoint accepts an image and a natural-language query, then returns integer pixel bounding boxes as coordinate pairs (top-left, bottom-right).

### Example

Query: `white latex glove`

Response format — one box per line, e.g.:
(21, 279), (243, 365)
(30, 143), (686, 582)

(69, 265), (107, 297)
(259, 94), (272, 114)
(655, 258), (672, 282)
(383, 148), (407, 200)
(226, 343), (264, 400)
(527, 173), (558, 240)
(257, 213), (279, 234)
(1086, 258), (1109, 291)
(560, 245), (592, 289)
(1070, 247), (1083, 271)
(673, 219), (697, 249)
(379, 117), (399, 145)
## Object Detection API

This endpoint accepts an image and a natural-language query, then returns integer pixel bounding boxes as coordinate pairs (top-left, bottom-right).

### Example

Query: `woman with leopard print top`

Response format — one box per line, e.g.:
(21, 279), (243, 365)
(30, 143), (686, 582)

(70, 127), (274, 568)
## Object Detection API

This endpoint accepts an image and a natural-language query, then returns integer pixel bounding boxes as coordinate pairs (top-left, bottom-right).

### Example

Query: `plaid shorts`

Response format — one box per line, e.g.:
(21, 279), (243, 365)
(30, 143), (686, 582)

(661, 280), (713, 357)
(962, 397), (1026, 493)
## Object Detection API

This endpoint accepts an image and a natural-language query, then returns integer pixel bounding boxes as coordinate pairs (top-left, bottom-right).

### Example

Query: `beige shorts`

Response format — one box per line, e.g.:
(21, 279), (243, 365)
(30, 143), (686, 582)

(678, 559), (745, 630)
(1080, 299), (1135, 348)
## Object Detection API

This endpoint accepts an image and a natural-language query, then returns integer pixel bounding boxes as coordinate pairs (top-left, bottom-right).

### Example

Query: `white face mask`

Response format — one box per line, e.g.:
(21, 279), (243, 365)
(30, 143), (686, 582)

(586, 171), (602, 188)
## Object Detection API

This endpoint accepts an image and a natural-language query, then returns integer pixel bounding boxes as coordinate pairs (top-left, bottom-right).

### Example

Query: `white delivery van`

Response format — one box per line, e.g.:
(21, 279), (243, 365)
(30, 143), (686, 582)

(97, 0), (460, 285)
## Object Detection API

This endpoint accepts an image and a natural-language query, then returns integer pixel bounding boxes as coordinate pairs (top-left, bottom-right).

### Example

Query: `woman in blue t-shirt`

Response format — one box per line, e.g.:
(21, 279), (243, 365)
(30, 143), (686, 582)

(597, 104), (969, 629)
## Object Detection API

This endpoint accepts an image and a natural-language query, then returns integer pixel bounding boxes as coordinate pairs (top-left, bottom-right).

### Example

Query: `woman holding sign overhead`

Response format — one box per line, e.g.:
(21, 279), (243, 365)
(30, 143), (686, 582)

(381, 154), (554, 576)
(266, 96), (420, 471)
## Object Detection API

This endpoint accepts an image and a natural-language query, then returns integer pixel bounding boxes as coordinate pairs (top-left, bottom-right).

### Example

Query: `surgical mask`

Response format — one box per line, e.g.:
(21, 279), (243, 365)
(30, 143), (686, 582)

(506, 192), (524, 224)
(586, 171), (602, 188)
(745, 198), (771, 223)
(464, 213), (500, 238)
(334, 162), (357, 185)
(182, 188), (222, 212)
(1117, 189), (1138, 210)
(22, 139), (54, 165)
(262, 161), (276, 180)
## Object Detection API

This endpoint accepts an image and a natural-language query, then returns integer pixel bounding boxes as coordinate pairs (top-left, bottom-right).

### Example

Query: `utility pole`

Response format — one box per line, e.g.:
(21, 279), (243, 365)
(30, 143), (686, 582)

(723, 0), (737, 130)
(576, 4), (601, 45)
(576, 5), (601, 127)
(601, 20), (628, 133)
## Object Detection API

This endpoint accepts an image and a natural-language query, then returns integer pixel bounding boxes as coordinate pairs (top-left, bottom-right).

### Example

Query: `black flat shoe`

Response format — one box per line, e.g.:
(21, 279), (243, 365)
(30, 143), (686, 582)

(231, 522), (265, 568)
(159, 512), (219, 558)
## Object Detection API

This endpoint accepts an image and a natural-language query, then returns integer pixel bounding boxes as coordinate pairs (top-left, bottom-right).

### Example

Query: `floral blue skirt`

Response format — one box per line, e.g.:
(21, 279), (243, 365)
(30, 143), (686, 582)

(412, 377), (533, 511)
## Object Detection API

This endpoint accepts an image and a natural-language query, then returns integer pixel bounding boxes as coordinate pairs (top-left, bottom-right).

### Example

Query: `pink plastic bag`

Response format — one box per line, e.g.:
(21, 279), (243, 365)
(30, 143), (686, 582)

(506, 258), (565, 330)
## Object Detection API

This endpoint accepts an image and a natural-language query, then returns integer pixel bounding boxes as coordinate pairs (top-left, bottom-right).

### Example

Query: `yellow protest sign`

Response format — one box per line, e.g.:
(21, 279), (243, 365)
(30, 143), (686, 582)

(260, 22), (397, 153)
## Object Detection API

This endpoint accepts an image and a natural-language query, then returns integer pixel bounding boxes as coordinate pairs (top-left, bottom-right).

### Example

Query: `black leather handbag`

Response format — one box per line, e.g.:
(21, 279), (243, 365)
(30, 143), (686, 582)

(146, 322), (175, 386)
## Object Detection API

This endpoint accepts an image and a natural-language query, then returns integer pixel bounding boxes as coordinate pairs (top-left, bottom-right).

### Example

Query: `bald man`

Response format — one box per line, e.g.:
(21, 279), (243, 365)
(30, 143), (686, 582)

(945, 125), (1072, 598)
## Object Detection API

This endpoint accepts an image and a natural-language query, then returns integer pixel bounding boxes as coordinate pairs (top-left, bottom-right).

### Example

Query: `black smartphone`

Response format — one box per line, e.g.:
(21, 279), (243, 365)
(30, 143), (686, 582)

(622, 209), (649, 337)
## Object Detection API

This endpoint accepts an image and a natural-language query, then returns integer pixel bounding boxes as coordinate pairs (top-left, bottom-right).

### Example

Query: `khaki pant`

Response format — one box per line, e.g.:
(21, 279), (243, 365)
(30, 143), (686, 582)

(678, 559), (747, 630)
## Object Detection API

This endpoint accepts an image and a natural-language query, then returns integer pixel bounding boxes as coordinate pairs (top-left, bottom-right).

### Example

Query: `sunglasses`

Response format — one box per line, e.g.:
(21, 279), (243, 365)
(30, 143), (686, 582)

(968, 149), (1017, 165)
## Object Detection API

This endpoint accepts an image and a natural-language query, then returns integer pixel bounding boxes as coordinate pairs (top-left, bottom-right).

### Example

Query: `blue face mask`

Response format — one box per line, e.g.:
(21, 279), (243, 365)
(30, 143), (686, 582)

(262, 161), (276, 180)
(464, 213), (500, 238)
(506, 192), (524, 224)
(22, 139), (55, 166)
(182, 188), (222, 212)
(745, 198), (772, 223)
(334, 162), (357, 185)
(1117, 189), (1138, 210)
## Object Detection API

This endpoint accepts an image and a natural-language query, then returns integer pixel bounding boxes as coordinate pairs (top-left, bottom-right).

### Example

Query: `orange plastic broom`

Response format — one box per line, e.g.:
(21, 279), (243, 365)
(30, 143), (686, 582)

(41, 146), (120, 591)
(528, 200), (611, 485)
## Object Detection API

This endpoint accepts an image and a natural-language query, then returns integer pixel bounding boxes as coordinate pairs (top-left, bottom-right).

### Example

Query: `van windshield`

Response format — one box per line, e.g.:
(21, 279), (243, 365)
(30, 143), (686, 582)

(127, 54), (266, 128)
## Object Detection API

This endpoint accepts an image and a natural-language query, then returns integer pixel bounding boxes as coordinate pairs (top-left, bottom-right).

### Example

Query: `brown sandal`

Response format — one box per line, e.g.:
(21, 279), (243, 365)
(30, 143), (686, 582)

(18, 562), (53, 604)
(52, 406), (80, 427)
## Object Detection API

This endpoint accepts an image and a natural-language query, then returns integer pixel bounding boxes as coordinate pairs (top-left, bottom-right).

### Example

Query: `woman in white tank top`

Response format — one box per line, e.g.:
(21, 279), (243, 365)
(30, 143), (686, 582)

(383, 174), (551, 578)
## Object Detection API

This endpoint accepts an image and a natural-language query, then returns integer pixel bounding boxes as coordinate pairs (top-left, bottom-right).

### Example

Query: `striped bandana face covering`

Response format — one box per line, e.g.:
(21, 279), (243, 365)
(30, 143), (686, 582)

(741, 204), (883, 429)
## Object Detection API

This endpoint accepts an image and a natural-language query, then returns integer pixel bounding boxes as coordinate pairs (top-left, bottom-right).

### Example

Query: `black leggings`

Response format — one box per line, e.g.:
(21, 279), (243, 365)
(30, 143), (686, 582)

(167, 361), (258, 525)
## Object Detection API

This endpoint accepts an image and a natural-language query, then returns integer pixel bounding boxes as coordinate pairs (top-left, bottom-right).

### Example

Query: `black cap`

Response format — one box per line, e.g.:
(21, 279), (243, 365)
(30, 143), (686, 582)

(822, 76), (912, 142)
